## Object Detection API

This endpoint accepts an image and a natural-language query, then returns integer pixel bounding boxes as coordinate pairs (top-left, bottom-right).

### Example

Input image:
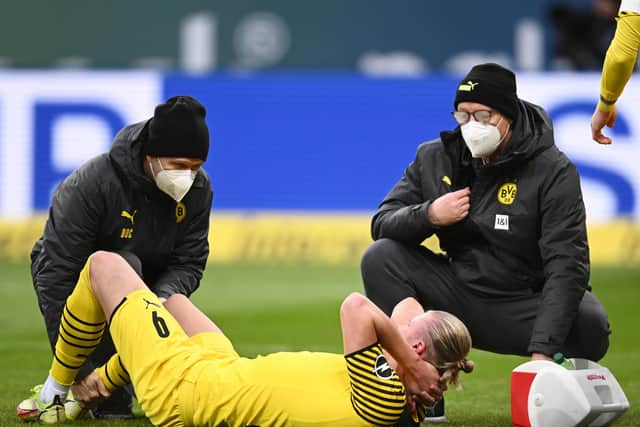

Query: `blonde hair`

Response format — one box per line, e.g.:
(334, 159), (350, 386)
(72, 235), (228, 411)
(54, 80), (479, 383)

(422, 310), (475, 390)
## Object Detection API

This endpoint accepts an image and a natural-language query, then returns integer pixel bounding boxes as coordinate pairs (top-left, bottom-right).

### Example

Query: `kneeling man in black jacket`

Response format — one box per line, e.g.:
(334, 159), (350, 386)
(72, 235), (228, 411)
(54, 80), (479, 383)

(28, 95), (213, 418)
(361, 63), (611, 424)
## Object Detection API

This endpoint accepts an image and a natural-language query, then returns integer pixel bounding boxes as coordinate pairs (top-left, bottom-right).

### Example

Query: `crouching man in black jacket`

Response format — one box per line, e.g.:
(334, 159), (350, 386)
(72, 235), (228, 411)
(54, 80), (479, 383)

(361, 63), (611, 424)
(26, 95), (213, 419)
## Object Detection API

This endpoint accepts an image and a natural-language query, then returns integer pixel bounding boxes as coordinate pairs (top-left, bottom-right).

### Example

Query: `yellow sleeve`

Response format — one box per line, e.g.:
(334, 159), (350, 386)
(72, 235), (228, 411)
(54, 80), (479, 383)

(598, 15), (640, 112)
(345, 343), (406, 426)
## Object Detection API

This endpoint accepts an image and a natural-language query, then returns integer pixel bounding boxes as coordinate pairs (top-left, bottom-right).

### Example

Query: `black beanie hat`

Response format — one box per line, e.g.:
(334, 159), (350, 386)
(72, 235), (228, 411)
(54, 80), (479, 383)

(145, 95), (209, 161)
(453, 63), (519, 121)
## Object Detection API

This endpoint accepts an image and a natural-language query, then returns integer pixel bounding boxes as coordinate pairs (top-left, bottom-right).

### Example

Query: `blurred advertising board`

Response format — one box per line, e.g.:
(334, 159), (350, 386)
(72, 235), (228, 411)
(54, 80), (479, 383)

(0, 1), (569, 71)
(0, 71), (638, 264)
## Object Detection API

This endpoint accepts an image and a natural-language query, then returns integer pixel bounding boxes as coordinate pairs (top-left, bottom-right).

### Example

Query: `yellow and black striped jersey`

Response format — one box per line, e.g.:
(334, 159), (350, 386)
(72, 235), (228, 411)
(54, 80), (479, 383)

(345, 343), (407, 425)
(183, 340), (408, 427)
(109, 291), (412, 427)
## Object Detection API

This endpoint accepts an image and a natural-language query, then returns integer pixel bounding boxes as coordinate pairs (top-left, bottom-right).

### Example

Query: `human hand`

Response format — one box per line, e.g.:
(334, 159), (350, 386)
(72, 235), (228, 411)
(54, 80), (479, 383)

(428, 187), (470, 226)
(396, 360), (444, 418)
(531, 352), (552, 361)
(70, 372), (111, 408)
(591, 106), (617, 145)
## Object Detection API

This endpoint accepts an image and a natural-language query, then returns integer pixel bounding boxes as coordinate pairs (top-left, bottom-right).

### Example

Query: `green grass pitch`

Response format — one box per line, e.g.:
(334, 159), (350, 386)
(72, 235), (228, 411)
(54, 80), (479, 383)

(0, 260), (637, 426)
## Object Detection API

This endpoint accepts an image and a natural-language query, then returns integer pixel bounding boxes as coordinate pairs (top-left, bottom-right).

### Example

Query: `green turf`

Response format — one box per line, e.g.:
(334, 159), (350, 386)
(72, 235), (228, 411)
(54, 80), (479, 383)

(0, 260), (637, 426)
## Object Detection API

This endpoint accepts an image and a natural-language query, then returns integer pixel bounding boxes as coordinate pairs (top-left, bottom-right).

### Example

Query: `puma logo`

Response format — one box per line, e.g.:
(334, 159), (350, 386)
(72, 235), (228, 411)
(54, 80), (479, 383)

(458, 80), (479, 92)
(143, 298), (161, 310)
(121, 210), (137, 225)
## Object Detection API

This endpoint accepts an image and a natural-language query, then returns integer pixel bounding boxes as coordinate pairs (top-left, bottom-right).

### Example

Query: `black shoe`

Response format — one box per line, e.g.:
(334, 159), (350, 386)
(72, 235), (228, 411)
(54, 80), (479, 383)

(90, 387), (133, 419)
(424, 397), (446, 423)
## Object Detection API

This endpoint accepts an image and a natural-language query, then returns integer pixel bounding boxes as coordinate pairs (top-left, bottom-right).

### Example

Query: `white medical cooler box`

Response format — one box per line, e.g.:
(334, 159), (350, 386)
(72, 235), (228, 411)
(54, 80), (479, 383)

(511, 359), (629, 426)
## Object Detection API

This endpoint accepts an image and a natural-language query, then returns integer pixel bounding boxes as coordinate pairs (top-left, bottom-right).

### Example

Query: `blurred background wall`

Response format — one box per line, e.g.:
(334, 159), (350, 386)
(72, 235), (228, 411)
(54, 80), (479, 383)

(0, 0), (638, 265)
(0, 0), (617, 73)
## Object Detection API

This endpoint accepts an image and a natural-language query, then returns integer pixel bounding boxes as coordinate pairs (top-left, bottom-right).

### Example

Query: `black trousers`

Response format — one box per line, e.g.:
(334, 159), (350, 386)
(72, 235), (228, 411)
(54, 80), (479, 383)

(361, 239), (610, 361)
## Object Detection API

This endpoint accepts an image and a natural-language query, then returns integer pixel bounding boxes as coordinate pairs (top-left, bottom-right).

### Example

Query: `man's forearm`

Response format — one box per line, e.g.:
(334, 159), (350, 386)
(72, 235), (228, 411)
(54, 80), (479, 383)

(372, 203), (435, 244)
(340, 293), (442, 406)
(599, 16), (640, 111)
(341, 293), (421, 367)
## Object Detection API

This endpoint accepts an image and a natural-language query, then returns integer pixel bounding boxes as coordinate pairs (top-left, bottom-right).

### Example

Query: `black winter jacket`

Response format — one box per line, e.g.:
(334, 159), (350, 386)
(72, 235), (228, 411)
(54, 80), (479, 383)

(31, 120), (213, 350)
(372, 100), (589, 356)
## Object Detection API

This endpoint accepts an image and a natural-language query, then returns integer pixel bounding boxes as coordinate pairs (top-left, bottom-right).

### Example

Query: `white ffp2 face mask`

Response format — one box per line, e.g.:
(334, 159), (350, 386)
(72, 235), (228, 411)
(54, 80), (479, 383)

(461, 118), (506, 158)
(150, 158), (197, 202)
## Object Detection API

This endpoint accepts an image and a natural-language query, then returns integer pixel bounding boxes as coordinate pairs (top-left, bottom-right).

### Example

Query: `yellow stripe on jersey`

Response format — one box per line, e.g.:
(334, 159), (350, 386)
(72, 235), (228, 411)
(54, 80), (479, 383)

(345, 343), (406, 426)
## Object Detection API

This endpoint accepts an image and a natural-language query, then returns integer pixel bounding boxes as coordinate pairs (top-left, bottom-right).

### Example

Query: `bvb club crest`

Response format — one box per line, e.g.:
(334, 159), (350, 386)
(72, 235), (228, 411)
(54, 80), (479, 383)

(497, 182), (517, 205)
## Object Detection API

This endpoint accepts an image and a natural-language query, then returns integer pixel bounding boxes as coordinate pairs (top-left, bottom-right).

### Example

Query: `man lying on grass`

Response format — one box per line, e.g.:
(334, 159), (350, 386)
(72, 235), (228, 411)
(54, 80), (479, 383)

(18, 251), (474, 426)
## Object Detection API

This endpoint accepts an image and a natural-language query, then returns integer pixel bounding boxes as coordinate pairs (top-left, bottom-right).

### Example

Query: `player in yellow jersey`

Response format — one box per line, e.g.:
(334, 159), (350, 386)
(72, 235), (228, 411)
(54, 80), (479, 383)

(18, 251), (473, 426)
(591, 0), (640, 144)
